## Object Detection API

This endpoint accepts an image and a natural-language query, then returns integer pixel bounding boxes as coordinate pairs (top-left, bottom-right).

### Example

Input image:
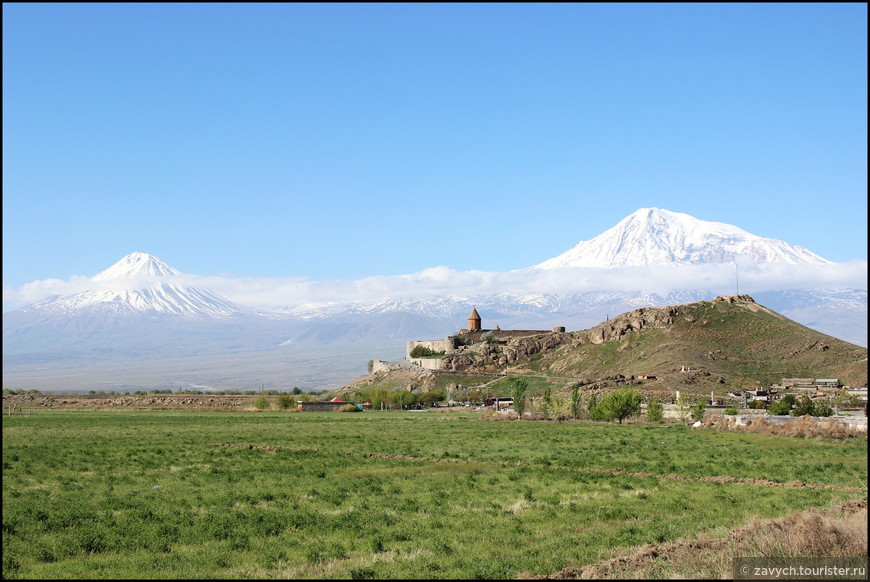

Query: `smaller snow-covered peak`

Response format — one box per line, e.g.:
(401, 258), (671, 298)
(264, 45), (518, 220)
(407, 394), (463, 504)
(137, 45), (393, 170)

(24, 253), (243, 320)
(93, 253), (181, 280)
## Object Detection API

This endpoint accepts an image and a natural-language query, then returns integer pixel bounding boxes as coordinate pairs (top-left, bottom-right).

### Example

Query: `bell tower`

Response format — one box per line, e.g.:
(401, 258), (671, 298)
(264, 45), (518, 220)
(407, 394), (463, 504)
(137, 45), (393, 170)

(467, 308), (481, 332)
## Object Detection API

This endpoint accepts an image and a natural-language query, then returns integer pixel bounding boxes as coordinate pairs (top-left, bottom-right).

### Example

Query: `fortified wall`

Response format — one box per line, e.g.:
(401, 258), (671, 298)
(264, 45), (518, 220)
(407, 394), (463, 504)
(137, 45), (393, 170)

(404, 338), (454, 359)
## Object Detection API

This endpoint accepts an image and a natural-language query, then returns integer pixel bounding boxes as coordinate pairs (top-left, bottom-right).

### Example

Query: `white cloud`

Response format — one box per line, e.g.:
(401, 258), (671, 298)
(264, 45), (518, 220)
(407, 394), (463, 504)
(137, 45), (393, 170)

(4, 261), (867, 313)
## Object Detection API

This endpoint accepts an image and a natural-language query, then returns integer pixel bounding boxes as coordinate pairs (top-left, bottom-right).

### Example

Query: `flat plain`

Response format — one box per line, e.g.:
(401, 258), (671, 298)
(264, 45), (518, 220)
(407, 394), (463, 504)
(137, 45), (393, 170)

(2, 409), (867, 579)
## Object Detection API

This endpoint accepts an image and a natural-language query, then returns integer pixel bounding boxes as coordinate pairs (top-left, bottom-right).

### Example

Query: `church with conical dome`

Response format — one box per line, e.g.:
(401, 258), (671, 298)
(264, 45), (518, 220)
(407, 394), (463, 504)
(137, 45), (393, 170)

(465, 308), (481, 332)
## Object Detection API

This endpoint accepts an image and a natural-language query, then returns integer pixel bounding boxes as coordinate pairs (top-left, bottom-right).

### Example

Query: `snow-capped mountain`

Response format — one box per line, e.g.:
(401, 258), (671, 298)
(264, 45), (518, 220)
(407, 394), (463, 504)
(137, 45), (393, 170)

(534, 208), (832, 268)
(3, 209), (865, 393)
(92, 251), (183, 279)
(21, 252), (243, 320)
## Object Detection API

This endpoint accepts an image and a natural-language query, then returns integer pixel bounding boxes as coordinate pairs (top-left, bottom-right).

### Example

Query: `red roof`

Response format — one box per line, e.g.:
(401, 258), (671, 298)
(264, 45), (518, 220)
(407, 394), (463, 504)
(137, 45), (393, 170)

(329, 397), (343, 402)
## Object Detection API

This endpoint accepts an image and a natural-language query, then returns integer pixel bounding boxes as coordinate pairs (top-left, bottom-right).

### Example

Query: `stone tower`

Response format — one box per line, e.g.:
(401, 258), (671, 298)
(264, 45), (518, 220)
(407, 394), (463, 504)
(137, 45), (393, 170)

(467, 308), (481, 332)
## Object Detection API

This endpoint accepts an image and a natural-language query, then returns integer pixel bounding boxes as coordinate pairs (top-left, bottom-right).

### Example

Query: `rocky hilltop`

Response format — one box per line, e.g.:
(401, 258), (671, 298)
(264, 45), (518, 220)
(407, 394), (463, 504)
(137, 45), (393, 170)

(343, 295), (867, 398)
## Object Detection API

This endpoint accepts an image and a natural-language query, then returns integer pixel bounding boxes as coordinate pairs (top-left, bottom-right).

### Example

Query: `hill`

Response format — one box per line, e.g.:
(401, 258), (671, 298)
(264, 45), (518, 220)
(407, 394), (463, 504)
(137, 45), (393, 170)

(340, 295), (867, 399)
(5, 204), (865, 393)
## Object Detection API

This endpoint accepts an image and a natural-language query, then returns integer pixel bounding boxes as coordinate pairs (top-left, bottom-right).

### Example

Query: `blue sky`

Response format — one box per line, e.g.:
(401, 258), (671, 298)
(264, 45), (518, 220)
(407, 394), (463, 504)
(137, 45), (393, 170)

(3, 3), (867, 307)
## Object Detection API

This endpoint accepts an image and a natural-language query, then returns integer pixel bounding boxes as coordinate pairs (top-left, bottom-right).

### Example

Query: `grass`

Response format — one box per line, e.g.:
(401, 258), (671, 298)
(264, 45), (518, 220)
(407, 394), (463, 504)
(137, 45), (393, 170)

(3, 409), (866, 579)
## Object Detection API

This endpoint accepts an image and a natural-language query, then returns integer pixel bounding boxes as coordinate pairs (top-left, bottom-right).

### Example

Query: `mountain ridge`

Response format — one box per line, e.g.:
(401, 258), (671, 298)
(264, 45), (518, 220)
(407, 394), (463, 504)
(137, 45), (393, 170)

(3, 209), (865, 392)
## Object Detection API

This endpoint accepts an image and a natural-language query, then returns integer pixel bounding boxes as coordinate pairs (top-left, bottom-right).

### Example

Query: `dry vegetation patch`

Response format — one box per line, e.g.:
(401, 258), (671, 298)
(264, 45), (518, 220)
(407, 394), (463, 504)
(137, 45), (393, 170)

(531, 501), (868, 579)
(702, 415), (867, 439)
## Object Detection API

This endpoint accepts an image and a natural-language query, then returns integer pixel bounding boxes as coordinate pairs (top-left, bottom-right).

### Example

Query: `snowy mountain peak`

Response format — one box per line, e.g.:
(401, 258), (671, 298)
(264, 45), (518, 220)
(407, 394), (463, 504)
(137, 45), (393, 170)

(23, 253), (242, 320)
(92, 252), (181, 281)
(534, 208), (833, 269)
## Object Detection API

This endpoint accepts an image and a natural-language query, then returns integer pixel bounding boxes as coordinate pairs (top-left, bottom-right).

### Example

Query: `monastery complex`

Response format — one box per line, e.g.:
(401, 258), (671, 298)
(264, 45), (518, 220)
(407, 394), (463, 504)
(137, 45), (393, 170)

(369, 308), (566, 373)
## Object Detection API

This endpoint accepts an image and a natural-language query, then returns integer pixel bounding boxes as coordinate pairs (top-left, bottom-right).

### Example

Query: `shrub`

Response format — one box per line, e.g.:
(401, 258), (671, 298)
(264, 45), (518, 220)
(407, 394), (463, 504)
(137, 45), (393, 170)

(277, 395), (295, 410)
(253, 396), (270, 410)
(410, 345), (443, 358)
(724, 406), (739, 415)
(339, 404), (359, 412)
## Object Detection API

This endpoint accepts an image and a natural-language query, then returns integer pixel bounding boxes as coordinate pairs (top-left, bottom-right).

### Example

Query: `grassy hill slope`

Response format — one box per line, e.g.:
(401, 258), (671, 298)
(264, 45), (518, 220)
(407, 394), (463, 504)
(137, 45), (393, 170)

(526, 295), (866, 395)
(344, 296), (867, 399)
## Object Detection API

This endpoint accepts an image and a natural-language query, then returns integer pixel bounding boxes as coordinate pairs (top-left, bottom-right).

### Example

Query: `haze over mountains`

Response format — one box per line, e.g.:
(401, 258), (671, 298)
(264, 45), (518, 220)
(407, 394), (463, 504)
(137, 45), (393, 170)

(3, 208), (866, 392)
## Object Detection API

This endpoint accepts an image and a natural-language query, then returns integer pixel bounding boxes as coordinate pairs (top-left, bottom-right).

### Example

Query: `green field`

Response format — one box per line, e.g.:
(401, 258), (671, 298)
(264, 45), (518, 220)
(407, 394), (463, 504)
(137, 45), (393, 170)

(3, 410), (867, 579)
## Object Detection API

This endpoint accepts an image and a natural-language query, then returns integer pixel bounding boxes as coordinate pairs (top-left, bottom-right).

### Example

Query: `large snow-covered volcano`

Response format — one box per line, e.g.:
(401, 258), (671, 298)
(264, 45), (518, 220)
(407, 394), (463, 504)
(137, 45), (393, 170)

(534, 208), (832, 268)
(3, 210), (865, 392)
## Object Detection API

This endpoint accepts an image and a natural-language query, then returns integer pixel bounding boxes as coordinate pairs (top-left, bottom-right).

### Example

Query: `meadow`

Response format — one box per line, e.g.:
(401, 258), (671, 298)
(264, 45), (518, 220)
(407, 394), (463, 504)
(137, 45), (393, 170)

(2, 409), (867, 579)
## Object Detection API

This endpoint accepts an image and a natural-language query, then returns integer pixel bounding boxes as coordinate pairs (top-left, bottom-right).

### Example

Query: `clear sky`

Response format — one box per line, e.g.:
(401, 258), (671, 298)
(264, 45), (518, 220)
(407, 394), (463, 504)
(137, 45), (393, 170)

(3, 3), (867, 306)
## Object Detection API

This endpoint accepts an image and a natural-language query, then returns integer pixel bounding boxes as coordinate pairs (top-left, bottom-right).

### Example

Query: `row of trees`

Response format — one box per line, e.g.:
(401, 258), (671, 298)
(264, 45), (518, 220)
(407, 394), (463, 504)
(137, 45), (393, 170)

(350, 387), (447, 410)
(736, 390), (859, 415)
(768, 394), (834, 417)
(509, 379), (701, 425)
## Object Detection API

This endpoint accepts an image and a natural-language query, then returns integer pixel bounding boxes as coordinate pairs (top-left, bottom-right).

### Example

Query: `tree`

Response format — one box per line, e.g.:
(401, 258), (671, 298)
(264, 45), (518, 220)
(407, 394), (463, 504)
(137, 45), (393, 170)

(541, 385), (553, 420)
(390, 390), (418, 410)
(791, 394), (815, 417)
(646, 399), (664, 423)
(674, 393), (691, 424)
(570, 384), (581, 420)
(512, 377), (528, 419)
(812, 400), (834, 417)
(690, 400), (706, 423)
(418, 389), (446, 407)
(588, 393), (606, 421)
(779, 394), (797, 409)
(768, 397), (793, 416)
(833, 389), (860, 410)
(598, 387), (642, 424)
